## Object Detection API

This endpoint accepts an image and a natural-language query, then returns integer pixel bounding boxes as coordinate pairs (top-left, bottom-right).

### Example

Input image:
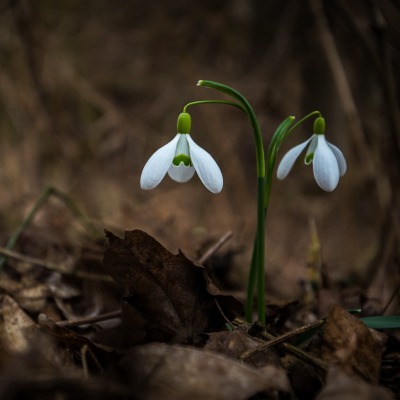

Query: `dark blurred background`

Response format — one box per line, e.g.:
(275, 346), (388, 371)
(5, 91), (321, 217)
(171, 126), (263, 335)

(0, 0), (399, 309)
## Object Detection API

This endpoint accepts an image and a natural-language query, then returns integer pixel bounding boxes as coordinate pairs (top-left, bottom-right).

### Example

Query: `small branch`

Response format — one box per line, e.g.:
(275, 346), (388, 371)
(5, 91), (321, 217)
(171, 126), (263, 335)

(233, 319), (327, 372)
(198, 231), (233, 264)
(0, 247), (114, 282)
(56, 310), (122, 328)
(240, 319), (326, 361)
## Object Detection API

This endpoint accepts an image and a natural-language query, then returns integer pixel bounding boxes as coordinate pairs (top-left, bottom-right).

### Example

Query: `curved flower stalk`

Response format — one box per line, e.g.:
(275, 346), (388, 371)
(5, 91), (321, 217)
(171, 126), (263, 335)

(197, 80), (267, 325)
(277, 117), (347, 191)
(140, 112), (223, 194)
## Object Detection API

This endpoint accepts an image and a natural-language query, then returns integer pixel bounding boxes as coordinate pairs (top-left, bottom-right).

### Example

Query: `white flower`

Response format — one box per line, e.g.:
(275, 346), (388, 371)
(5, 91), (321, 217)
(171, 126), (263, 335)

(277, 133), (347, 192)
(140, 133), (223, 194)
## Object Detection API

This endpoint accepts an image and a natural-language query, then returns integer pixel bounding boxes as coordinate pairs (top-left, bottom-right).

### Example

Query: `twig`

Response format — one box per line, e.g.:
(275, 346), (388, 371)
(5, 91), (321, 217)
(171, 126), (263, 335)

(0, 246), (114, 282)
(56, 310), (122, 328)
(198, 231), (233, 264)
(233, 319), (327, 372)
(213, 298), (234, 329)
(240, 319), (326, 361)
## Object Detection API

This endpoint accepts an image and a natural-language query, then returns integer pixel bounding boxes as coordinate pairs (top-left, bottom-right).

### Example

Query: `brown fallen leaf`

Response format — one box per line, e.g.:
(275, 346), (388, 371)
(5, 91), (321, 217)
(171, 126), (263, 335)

(120, 343), (290, 400)
(0, 295), (38, 355)
(0, 295), (77, 375)
(316, 365), (394, 400)
(321, 306), (387, 383)
(103, 229), (242, 343)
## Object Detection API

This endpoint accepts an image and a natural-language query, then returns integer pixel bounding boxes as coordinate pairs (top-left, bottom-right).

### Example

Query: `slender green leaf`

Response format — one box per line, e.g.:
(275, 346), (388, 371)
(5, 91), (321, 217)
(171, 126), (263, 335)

(361, 316), (400, 329)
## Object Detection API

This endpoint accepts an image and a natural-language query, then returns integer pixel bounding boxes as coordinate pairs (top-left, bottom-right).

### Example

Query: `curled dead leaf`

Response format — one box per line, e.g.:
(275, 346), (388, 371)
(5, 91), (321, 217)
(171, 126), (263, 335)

(103, 230), (242, 343)
(321, 306), (387, 383)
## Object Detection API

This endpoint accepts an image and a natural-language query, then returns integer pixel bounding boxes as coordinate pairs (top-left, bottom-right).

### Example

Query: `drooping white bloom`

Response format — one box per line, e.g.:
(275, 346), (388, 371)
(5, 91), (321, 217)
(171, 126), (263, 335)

(277, 118), (346, 192)
(140, 113), (223, 193)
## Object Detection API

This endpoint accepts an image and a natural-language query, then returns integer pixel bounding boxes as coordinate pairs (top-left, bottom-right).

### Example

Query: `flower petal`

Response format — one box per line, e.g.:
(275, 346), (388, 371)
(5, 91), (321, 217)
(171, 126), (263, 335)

(168, 164), (195, 182)
(313, 135), (340, 191)
(327, 142), (347, 176)
(140, 134), (180, 190)
(186, 135), (223, 193)
(277, 137), (312, 179)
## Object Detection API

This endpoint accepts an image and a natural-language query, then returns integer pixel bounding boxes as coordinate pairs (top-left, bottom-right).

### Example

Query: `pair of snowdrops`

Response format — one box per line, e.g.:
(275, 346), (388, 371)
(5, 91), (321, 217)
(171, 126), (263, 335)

(140, 113), (346, 193)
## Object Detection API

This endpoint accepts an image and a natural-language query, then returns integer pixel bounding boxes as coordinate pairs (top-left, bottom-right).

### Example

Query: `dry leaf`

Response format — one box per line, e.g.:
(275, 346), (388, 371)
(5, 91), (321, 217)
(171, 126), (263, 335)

(103, 229), (242, 343)
(121, 343), (290, 400)
(0, 295), (78, 376)
(0, 295), (39, 354)
(321, 306), (386, 382)
(316, 366), (394, 400)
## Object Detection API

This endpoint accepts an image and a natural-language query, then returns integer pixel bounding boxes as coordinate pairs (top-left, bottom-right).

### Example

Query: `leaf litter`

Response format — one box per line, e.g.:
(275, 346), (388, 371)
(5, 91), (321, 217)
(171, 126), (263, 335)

(0, 226), (399, 399)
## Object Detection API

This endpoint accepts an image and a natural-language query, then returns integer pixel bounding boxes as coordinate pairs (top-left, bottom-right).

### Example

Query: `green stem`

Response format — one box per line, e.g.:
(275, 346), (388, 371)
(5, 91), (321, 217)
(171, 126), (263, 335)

(256, 177), (266, 324)
(286, 111), (321, 136)
(246, 117), (295, 322)
(198, 80), (265, 177)
(183, 100), (245, 113)
(198, 80), (266, 325)
(265, 116), (296, 207)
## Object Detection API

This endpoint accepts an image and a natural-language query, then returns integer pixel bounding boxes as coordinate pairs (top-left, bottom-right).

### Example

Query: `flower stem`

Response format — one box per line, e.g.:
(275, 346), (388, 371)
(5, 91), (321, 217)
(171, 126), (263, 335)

(183, 100), (245, 113)
(286, 111), (321, 136)
(246, 117), (295, 322)
(198, 80), (266, 325)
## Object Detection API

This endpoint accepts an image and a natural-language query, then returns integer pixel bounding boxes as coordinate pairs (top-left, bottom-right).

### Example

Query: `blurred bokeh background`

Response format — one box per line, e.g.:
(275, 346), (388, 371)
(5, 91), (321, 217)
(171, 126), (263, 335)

(0, 0), (399, 309)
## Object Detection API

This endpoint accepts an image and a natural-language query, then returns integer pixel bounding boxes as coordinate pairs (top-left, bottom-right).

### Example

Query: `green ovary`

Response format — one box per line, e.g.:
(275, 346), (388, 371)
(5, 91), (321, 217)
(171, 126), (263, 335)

(313, 117), (325, 135)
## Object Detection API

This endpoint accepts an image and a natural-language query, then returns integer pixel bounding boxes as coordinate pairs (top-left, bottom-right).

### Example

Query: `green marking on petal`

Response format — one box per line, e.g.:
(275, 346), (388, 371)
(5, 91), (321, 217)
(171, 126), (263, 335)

(172, 154), (191, 166)
(305, 152), (314, 164)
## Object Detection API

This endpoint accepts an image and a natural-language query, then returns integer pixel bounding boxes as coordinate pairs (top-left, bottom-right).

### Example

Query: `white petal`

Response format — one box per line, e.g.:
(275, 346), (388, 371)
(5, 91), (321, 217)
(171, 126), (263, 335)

(276, 137), (312, 179)
(140, 134), (180, 190)
(168, 164), (195, 182)
(313, 135), (340, 192)
(327, 142), (347, 176)
(186, 135), (223, 193)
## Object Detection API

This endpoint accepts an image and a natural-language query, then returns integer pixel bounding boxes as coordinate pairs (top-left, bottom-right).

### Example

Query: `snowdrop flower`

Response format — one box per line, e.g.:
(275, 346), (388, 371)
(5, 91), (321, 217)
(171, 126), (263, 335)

(140, 112), (223, 193)
(277, 117), (346, 192)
